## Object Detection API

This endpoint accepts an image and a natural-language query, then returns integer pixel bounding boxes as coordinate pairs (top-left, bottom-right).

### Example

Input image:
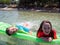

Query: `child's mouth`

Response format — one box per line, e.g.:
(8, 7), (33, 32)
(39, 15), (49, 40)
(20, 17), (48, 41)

(45, 31), (49, 33)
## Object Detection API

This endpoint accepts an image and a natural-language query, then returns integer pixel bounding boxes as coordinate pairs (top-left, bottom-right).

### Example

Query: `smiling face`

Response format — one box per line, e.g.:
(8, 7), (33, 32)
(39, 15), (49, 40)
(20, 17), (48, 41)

(42, 23), (51, 35)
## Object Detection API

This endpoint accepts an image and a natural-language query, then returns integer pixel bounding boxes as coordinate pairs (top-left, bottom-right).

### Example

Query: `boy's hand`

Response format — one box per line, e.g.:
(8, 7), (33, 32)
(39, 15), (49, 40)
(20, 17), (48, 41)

(29, 31), (32, 35)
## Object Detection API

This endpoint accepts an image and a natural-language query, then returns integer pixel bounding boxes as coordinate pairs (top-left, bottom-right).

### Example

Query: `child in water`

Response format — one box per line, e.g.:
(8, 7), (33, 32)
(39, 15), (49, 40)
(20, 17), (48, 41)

(37, 20), (57, 42)
(6, 22), (32, 36)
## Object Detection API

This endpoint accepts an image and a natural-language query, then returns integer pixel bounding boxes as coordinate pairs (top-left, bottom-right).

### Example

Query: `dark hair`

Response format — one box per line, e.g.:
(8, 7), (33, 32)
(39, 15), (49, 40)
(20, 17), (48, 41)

(37, 20), (52, 32)
(6, 28), (12, 36)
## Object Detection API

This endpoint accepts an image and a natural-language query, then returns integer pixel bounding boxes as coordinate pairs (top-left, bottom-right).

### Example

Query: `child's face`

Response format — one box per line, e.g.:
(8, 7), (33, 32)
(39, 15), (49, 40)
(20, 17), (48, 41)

(8, 27), (18, 34)
(42, 23), (51, 35)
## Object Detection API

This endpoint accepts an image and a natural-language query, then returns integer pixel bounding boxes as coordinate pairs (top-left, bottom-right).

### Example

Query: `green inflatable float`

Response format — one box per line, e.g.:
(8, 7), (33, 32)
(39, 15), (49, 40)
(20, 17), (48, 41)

(0, 22), (60, 44)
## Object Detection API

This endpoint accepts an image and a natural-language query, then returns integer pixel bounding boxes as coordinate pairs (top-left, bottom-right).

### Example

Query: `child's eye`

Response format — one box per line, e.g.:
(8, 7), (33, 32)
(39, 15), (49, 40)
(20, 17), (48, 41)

(44, 27), (50, 29)
(44, 28), (46, 29)
(48, 27), (50, 29)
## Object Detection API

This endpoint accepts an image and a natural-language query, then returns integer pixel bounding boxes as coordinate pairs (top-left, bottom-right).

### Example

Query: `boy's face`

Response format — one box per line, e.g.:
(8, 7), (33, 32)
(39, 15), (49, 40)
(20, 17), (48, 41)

(42, 23), (51, 35)
(8, 27), (18, 34)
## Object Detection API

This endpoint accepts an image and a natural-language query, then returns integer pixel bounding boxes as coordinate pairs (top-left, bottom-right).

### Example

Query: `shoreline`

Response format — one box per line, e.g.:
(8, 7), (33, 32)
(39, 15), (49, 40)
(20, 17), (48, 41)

(0, 7), (17, 11)
(0, 7), (60, 13)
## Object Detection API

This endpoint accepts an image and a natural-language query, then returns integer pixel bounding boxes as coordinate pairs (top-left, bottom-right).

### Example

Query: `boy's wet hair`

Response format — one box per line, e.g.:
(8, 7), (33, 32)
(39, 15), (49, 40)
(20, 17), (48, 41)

(38, 20), (52, 32)
(6, 28), (12, 36)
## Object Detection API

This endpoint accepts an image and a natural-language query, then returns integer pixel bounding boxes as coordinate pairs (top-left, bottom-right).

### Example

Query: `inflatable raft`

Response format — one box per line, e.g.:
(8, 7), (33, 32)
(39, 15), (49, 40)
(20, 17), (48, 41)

(0, 22), (60, 44)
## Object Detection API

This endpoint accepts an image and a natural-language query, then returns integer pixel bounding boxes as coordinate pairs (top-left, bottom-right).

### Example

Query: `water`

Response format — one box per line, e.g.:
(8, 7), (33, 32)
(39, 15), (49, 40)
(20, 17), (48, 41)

(0, 10), (18, 24)
(0, 10), (60, 45)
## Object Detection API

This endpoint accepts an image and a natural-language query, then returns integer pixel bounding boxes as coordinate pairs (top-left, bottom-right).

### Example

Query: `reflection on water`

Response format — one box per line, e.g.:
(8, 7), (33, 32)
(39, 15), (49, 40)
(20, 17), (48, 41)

(0, 10), (60, 45)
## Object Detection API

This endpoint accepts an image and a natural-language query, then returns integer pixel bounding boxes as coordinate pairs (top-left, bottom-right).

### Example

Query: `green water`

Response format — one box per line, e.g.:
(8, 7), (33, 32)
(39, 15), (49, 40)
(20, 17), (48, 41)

(0, 10), (60, 45)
